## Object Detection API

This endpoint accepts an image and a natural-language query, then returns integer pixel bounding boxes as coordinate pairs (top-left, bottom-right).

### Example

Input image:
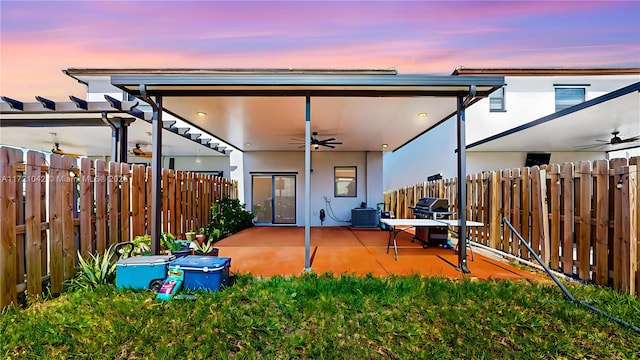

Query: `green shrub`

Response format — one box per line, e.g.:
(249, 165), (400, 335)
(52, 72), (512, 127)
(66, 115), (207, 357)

(65, 246), (117, 292)
(205, 195), (254, 240)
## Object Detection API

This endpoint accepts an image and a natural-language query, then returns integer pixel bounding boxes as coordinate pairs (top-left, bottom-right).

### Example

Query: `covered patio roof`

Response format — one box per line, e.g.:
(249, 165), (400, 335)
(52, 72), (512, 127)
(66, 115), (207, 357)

(70, 67), (504, 273)
(0, 95), (230, 158)
(467, 81), (640, 153)
(103, 68), (504, 153)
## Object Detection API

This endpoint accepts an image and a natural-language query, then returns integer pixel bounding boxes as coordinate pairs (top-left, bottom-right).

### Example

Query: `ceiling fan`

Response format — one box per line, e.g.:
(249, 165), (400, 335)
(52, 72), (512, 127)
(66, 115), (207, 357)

(51, 143), (82, 157)
(576, 130), (640, 150)
(130, 143), (152, 158)
(289, 132), (343, 149)
(601, 130), (640, 145)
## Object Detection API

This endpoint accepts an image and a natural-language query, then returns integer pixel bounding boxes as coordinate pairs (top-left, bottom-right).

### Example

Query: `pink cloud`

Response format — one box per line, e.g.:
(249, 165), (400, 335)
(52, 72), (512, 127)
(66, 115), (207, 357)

(1, 1), (638, 102)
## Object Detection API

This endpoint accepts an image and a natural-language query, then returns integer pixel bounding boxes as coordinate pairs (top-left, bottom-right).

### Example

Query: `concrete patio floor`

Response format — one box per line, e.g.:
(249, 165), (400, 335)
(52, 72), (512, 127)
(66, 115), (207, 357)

(215, 226), (539, 281)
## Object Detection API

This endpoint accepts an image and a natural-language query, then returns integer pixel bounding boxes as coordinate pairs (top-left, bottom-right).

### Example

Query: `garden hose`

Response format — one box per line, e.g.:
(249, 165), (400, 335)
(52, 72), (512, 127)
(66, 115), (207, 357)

(503, 217), (640, 334)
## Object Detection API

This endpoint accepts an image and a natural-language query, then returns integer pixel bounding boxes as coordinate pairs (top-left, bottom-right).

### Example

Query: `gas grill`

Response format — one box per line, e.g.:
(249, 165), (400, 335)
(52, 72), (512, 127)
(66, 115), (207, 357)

(410, 197), (453, 220)
(409, 197), (454, 248)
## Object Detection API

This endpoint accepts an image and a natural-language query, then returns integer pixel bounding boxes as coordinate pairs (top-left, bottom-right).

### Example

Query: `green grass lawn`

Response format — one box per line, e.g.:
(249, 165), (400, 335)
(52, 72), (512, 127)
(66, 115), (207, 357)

(2, 273), (639, 359)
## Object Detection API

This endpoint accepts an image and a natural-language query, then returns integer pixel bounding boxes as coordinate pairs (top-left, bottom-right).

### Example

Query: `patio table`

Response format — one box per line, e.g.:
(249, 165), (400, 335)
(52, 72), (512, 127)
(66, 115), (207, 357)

(381, 218), (484, 260)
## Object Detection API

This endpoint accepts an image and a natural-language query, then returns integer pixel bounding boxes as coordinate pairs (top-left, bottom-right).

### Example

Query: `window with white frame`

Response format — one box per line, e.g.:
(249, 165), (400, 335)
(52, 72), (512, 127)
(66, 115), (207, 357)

(555, 87), (585, 112)
(489, 87), (505, 111)
(334, 166), (356, 197)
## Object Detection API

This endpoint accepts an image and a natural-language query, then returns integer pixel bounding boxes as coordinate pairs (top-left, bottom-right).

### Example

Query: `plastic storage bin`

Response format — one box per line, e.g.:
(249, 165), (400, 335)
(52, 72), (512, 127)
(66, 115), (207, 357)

(169, 255), (231, 291)
(116, 255), (175, 291)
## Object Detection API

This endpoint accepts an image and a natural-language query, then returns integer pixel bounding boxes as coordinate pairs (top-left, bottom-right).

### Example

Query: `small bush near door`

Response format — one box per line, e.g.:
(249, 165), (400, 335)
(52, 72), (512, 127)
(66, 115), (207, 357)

(205, 195), (255, 240)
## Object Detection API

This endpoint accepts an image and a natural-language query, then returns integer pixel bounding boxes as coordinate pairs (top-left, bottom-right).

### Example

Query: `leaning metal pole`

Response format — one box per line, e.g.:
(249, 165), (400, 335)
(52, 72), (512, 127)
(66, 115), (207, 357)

(304, 94), (312, 271)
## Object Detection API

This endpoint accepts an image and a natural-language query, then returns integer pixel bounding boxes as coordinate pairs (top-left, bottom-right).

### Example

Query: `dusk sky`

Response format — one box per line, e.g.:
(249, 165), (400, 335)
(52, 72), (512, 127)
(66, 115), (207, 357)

(1, 1), (639, 101)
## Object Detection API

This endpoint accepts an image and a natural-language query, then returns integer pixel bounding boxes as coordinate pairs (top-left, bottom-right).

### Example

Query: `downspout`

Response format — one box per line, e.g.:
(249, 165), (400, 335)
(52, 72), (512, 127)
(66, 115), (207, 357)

(456, 85), (475, 274)
(139, 84), (163, 255)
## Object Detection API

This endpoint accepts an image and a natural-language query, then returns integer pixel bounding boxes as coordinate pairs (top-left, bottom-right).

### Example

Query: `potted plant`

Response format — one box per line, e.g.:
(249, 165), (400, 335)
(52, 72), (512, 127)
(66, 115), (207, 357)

(131, 234), (152, 256)
(160, 232), (190, 258)
(189, 237), (219, 256)
(195, 227), (207, 245)
(185, 230), (197, 242)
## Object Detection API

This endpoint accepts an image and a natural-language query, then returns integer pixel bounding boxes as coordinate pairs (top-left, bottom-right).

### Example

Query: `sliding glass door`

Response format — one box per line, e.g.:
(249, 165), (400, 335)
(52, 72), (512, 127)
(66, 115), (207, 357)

(252, 174), (296, 224)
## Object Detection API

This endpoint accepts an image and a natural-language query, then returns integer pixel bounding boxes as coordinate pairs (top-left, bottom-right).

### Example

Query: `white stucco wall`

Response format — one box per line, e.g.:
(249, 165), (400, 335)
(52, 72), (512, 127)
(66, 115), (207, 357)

(465, 75), (640, 144)
(84, 76), (125, 102)
(243, 151), (383, 226)
(383, 118), (458, 190)
(366, 151), (384, 209)
(383, 73), (639, 191)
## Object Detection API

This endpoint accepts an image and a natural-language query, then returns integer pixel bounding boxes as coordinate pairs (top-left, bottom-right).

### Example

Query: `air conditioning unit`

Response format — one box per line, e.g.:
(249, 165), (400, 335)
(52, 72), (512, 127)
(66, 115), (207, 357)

(351, 208), (378, 228)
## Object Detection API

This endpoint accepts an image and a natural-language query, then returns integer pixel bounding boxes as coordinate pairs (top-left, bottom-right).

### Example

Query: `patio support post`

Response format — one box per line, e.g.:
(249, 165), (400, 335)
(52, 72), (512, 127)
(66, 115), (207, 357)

(304, 94), (312, 271)
(151, 96), (163, 255)
(141, 84), (163, 255)
(456, 86), (475, 274)
(102, 112), (118, 162)
(118, 118), (128, 163)
(101, 115), (136, 163)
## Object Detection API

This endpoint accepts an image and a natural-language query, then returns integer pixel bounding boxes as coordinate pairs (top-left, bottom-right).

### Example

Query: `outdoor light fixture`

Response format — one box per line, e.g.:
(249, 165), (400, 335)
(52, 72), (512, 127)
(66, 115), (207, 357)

(196, 112), (206, 116)
(417, 112), (427, 117)
(245, 143), (252, 147)
(314, 144), (319, 150)
(382, 144), (388, 149)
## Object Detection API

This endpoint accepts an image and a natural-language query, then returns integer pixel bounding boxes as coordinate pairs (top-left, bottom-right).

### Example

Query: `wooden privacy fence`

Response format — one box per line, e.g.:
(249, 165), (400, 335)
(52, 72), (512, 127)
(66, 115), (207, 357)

(0, 146), (237, 309)
(384, 158), (639, 297)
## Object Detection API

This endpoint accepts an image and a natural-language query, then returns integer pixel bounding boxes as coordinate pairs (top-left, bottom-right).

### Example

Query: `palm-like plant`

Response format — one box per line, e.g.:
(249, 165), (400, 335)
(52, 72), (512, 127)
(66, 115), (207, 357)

(66, 246), (117, 292)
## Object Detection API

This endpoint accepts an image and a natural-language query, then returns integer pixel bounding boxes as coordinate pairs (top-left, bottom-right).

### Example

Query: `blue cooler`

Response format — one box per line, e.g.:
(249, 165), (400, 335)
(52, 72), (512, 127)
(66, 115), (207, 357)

(116, 255), (175, 291)
(170, 256), (231, 291)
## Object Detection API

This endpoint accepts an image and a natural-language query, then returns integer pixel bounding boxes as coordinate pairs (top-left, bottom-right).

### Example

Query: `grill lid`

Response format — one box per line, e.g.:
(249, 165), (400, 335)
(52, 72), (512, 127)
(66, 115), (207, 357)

(413, 197), (449, 212)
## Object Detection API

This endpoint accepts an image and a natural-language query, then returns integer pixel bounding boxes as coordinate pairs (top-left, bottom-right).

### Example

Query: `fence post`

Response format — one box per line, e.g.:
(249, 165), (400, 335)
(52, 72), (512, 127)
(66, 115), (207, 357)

(532, 167), (550, 265)
(0, 147), (20, 309)
(521, 167), (531, 260)
(49, 154), (64, 294)
(576, 161), (592, 281)
(501, 169), (511, 252)
(633, 158), (640, 297)
(121, 163), (131, 242)
(489, 171), (501, 249)
(108, 161), (120, 247)
(560, 163), (575, 276)
(95, 160), (107, 254)
(79, 158), (93, 257)
(26, 151), (45, 299)
(620, 165), (637, 294)
(548, 164), (561, 271)
(612, 158), (628, 290)
(61, 156), (76, 282)
(594, 160), (610, 286)
(511, 168), (522, 256)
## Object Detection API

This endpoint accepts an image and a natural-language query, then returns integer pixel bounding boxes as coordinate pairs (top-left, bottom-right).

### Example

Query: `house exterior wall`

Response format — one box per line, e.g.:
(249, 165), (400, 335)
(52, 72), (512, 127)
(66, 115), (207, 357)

(243, 151), (383, 227)
(85, 76), (125, 102)
(383, 73), (639, 191)
(466, 75), (640, 144)
(383, 119), (458, 191)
